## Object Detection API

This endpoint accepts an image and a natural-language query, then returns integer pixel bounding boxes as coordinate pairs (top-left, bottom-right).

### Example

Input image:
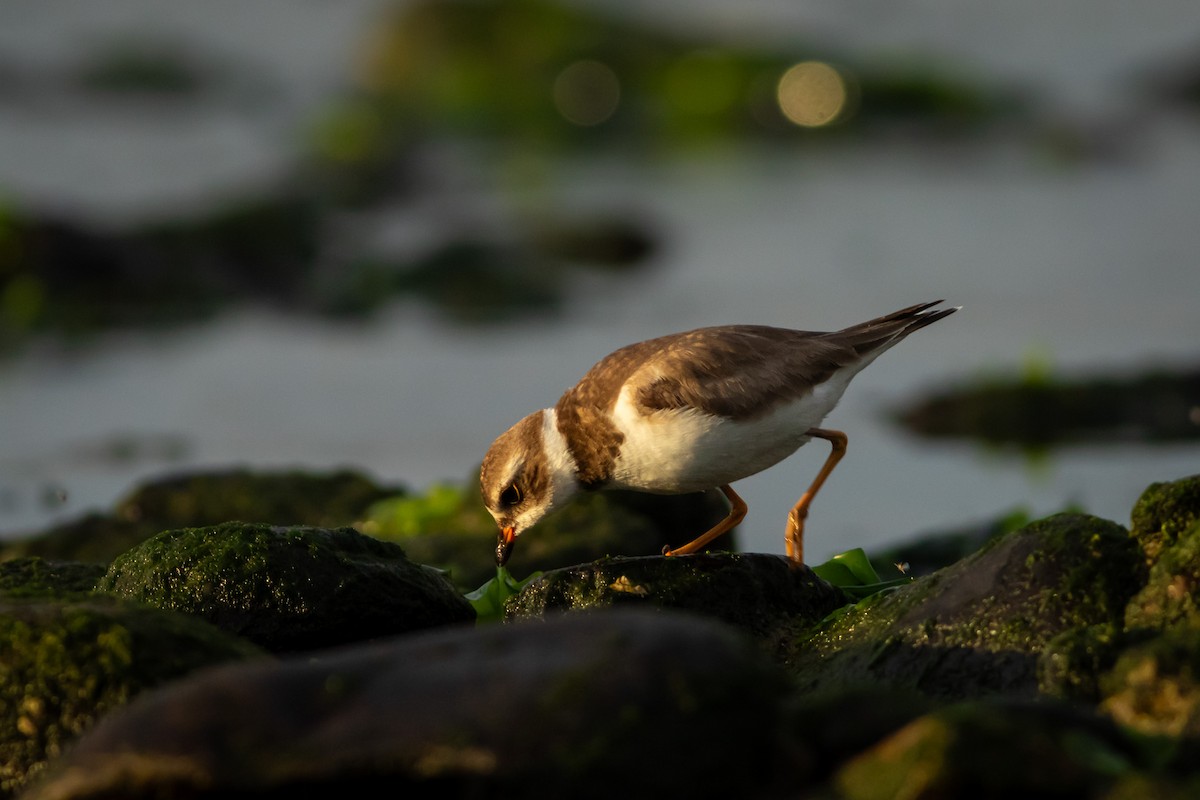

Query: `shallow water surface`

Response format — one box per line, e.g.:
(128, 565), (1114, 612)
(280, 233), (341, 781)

(2, 1), (1198, 560)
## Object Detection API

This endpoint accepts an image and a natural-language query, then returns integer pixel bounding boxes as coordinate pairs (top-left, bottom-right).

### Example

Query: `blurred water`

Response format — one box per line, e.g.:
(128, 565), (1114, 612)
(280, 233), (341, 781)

(2, 1), (1199, 559)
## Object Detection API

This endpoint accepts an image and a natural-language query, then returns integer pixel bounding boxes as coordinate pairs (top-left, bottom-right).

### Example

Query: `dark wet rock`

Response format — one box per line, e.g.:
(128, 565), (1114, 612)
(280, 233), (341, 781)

(1128, 474), (1200, 566)
(0, 197), (318, 343)
(854, 65), (1023, 130)
(785, 686), (937, 784)
(1140, 47), (1200, 113)
(869, 508), (1032, 577)
(893, 366), (1200, 449)
(95, 522), (473, 653)
(0, 596), (262, 798)
(832, 701), (1144, 800)
(0, 558), (105, 599)
(0, 186), (658, 349)
(790, 514), (1145, 699)
(389, 238), (566, 324)
(113, 468), (399, 530)
(1, 514), (134, 566)
(1102, 774), (1200, 800)
(505, 552), (849, 657)
(77, 43), (205, 95)
(529, 215), (656, 268)
(22, 610), (792, 800)
(369, 481), (737, 591)
(2, 468), (400, 564)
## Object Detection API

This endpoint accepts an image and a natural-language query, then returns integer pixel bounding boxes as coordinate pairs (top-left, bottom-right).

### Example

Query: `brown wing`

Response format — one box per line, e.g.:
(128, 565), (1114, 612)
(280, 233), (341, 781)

(628, 326), (854, 419)
(554, 301), (955, 481)
(628, 301), (956, 419)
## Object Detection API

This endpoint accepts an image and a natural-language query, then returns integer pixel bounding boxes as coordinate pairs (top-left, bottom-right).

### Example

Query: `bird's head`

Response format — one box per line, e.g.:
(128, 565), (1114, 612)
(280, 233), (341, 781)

(480, 409), (578, 566)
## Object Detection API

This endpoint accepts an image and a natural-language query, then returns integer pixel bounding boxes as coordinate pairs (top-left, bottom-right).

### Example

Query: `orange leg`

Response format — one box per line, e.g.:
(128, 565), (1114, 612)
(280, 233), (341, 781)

(663, 484), (747, 557)
(785, 428), (848, 565)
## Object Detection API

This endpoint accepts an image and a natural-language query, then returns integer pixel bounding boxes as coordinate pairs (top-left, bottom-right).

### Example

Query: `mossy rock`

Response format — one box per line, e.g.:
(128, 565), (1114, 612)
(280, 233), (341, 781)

(1130, 474), (1200, 565)
(1123, 475), (1200, 636)
(790, 514), (1145, 699)
(505, 553), (849, 655)
(1125, 517), (1200, 632)
(22, 610), (792, 800)
(0, 559), (106, 599)
(833, 701), (1143, 800)
(1099, 629), (1200, 739)
(2, 468), (401, 564)
(0, 596), (262, 798)
(1037, 622), (1129, 702)
(96, 522), (473, 652)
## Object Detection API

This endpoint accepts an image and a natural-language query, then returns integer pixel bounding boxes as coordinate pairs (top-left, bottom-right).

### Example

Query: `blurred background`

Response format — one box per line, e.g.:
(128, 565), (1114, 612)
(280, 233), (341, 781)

(1, 0), (1198, 561)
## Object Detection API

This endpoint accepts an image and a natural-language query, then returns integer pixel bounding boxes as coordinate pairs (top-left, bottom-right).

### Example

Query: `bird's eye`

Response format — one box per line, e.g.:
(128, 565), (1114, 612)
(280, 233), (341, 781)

(500, 484), (522, 508)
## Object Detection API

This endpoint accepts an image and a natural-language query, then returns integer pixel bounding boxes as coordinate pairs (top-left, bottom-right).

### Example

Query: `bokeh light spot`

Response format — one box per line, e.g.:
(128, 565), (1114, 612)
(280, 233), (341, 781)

(777, 61), (848, 128)
(553, 60), (620, 127)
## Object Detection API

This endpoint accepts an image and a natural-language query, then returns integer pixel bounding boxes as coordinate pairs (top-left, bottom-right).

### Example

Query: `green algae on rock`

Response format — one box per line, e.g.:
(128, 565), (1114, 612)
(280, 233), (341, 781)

(790, 514), (1145, 699)
(0, 558), (106, 599)
(1036, 622), (1127, 702)
(505, 553), (849, 653)
(1036, 477), (1200, 742)
(1099, 628), (1200, 740)
(0, 596), (262, 799)
(1125, 523), (1200, 632)
(1120, 478), (1200, 680)
(1129, 474), (1200, 566)
(95, 522), (474, 652)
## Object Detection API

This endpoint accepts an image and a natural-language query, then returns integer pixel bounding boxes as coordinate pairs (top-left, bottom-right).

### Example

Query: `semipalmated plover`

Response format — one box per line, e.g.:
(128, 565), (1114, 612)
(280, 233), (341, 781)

(482, 300), (957, 566)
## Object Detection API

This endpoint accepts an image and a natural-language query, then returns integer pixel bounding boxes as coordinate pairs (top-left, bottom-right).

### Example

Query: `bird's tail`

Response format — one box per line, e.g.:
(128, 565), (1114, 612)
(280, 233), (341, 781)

(827, 300), (959, 357)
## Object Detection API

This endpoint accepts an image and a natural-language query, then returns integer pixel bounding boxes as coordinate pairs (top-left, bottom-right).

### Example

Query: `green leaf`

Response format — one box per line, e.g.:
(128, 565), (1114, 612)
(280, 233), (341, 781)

(465, 566), (542, 624)
(812, 548), (912, 601)
(812, 548), (882, 585)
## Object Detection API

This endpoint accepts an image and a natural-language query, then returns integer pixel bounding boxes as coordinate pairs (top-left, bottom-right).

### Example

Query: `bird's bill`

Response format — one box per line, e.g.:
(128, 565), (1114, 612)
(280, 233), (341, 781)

(496, 525), (516, 566)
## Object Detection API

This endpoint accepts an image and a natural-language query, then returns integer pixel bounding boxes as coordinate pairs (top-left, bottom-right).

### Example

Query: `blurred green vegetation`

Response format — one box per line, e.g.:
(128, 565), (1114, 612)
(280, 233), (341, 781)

(0, 0), (1024, 354)
(338, 0), (1018, 156)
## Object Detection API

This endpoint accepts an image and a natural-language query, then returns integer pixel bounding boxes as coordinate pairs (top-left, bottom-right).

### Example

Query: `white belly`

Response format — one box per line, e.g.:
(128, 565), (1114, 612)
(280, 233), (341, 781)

(607, 371), (854, 493)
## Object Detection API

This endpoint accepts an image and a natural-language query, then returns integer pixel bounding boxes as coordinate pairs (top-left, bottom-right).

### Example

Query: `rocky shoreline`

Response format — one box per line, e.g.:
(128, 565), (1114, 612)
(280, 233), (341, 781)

(1, 469), (1199, 798)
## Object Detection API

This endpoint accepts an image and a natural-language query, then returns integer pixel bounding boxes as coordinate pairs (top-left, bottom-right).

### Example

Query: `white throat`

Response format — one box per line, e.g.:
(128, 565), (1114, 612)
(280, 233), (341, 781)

(539, 407), (581, 512)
